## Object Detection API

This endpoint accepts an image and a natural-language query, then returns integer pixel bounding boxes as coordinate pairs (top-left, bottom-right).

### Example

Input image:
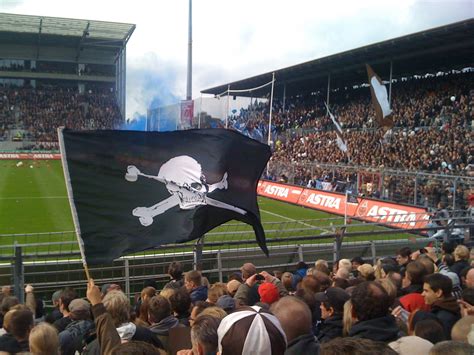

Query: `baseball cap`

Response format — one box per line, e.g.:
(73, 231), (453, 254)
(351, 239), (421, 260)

(216, 295), (235, 312)
(315, 287), (350, 313)
(68, 298), (91, 313)
(258, 282), (279, 305)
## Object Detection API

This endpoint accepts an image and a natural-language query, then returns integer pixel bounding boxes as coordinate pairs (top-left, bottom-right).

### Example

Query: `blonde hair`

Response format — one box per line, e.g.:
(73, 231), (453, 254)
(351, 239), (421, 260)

(454, 245), (470, 261)
(198, 306), (227, 320)
(29, 322), (59, 355)
(343, 300), (353, 336)
(338, 259), (352, 272)
(207, 283), (227, 304)
(159, 288), (175, 301)
(102, 290), (130, 327)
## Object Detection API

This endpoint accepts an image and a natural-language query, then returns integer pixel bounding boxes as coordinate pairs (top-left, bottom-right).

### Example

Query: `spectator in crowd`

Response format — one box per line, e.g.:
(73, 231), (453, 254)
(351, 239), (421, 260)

(451, 245), (470, 278)
(357, 264), (376, 282)
(258, 282), (280, 306)
(451, 316), (474, 343)
(84, 289), (163, 354)
(465, 268), (474, 289)
(351, 257), (364, 277)
(29, 322), (60, 355)
(428, 341), (474, 355)
(226, 279), (241, 298)
(184, 271), (208, 304)
(316, 287), (350, 342)
(292, 262), (309, 289)
(414, 319), (446, 345)
(45, 290), (63, 324)
(422, 273), (461, 338)
(281, 272), (294, 292)
(396, 247), (412, 276)
(0, 309), (34, 353)
(53, 288), (77, 332)
(58, 298), (94, 355)
(216, 295), (236, 314)
(217, 305), (287, 355)
(271, 296), (319, 354)
(320, 337), (397, 355)
(188, 315), (221, 355)
(189, 301), (211, 327)
(169, 288), (192, 327)
(234, 263), (260, 306)
(164, 261), (185, 290)
(148, 295), (179, 352)
(348, 281), (400, 342)
(207, 283), (227, 305)
(136, 286), (157, 326)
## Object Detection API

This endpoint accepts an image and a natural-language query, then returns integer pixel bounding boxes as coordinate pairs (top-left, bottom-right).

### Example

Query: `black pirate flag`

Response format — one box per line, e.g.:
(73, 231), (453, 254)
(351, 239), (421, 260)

(59, 128), (271, 265)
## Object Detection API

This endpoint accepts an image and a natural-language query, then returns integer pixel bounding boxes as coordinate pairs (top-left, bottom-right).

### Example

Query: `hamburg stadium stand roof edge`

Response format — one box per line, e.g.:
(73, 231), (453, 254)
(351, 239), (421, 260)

(201, 18), (474, 98)
(0, 12), (135, 64)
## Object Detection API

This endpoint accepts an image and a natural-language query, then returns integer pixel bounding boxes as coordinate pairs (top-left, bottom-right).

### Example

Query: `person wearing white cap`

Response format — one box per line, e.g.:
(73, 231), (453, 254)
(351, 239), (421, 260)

(217, 305), (287, 355)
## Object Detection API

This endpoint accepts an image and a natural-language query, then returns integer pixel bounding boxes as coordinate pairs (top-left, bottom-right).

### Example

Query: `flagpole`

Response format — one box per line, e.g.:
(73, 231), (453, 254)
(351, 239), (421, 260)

(225, 84), (230, 129)
(267, 72), (275, 146)
(344, 191), (348, 225)
(57, 127), (91, 280)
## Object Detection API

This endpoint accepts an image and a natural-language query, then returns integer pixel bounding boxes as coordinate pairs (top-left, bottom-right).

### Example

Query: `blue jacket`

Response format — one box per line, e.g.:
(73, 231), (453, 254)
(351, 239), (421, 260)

(190, 286), (208, 303)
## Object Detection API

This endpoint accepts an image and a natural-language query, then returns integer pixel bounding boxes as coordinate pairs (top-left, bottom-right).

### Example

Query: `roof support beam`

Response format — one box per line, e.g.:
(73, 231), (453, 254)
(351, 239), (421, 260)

(75, 21), (90, 62)
(36, 18), (42, 60)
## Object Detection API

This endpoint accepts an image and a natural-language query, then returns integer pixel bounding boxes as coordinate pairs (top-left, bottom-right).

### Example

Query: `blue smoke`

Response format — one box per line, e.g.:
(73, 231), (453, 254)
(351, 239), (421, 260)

(122, 57), (181, 132)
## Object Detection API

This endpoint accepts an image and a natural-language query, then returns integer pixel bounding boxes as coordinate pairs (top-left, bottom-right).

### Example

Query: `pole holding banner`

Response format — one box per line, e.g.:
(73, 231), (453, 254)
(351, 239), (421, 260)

(57, 127), (91, 280)
(267, 72), (275, 146)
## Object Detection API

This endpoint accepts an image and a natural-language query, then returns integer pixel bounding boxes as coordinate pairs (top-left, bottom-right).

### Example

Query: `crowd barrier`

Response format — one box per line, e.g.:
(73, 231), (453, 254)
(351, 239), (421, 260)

(257, 180), (430, 230)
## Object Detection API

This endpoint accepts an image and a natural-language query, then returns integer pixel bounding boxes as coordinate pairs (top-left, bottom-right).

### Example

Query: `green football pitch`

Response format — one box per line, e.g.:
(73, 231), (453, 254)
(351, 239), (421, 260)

(0, 160), (409, 255)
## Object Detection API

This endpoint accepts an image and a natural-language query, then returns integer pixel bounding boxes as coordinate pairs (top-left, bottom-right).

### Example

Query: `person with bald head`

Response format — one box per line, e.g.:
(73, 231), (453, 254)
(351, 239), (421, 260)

(465, 268), (474, 289)
(270, 296), (320, 354)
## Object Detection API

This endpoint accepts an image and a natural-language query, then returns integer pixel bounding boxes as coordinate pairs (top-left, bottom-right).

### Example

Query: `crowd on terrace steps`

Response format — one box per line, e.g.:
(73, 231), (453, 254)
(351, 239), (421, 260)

(1, 243), (474, 354)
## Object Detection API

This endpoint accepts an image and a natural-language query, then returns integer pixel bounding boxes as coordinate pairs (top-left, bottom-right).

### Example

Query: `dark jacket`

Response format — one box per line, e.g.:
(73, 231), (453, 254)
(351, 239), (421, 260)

(431, 297), (461, 339)
(292, 267), (308, 289)
(349, 315), (400, 342)
(163, 279), (184, 290)
(45, 307), (63, 324)
(59, 319), (95, 355)
(53, 315), (72, 332)
(190, 286), (208, 304)
(149, 315), (180, 352)
(0, 333), (29, 353)
(285, 333), (320, 355)
(450, 260), (469, 278)
(317, 315), (343, 343)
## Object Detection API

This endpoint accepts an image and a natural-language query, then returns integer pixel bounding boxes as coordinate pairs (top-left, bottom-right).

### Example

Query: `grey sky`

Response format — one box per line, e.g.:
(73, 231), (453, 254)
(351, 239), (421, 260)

(1, 0), (472, 118)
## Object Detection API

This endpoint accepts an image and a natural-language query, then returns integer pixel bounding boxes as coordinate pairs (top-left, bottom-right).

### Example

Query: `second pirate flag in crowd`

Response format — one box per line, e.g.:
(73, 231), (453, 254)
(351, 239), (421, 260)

(59, 128), (271, 265)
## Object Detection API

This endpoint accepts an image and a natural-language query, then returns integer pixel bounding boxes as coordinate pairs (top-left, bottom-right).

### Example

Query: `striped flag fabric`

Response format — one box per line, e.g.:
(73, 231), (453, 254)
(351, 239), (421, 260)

(325, 103), (348, 153)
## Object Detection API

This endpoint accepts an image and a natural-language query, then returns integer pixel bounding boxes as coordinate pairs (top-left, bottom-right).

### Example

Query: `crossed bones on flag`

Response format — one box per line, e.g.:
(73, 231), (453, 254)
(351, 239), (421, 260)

(125, 155), (246, 227)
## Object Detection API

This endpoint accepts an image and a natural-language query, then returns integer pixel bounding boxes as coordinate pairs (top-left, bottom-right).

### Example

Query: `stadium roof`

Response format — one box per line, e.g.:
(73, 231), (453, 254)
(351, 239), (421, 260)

(0, 13), (135, 64)
(201, 19), (474, 98)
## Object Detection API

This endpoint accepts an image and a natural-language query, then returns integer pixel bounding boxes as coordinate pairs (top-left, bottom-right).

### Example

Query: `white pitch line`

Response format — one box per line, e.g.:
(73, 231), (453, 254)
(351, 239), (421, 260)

(260, 209), (331, 233)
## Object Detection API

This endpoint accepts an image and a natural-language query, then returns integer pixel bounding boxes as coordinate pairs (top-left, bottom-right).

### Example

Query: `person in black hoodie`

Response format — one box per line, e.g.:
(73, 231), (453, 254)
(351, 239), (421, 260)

(348, 281), (400, 342)
(0, 309), (33, 353)
(422, 273), (461, 339)
(270, 296), (320, 355)
(315, 287), (350, 343)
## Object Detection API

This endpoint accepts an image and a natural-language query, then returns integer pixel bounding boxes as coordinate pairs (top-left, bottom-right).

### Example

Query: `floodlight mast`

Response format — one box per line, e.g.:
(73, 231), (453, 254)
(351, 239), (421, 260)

(186, 0), (192, 101)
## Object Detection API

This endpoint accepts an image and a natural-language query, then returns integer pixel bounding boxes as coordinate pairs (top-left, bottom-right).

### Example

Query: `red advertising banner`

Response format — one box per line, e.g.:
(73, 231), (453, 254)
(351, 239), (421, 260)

(257, 180), (429, 230)
(0, 153), (61, 160)
(257, 180), (303, 204)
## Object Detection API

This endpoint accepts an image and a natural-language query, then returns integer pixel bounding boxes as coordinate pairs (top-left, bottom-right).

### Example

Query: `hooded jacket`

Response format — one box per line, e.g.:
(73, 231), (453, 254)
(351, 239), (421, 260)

(190, 285), (208, 304)
(285, 333), (320, 355)
(149, 315), (180, 352)
(0, 333), (29, 353)
(430, 296), (461, 339)
(317, 315), (344, 343)
(59, 319), (94, 355)
(348, 315), (400, 342)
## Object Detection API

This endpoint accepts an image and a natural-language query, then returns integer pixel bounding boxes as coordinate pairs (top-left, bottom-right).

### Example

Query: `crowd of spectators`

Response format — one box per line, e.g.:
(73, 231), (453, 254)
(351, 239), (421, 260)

(0, 84), (121, 150)
(1, 243), (474, 354)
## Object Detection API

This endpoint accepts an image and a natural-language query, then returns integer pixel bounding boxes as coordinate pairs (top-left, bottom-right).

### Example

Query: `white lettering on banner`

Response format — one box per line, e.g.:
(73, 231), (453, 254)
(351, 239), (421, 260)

(264, 185), (289, 198)
(366, 205), (418, 226)
(0, 154), (20, 159)
(32, 154), (54, 159)
(306, 193), (341, 209)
